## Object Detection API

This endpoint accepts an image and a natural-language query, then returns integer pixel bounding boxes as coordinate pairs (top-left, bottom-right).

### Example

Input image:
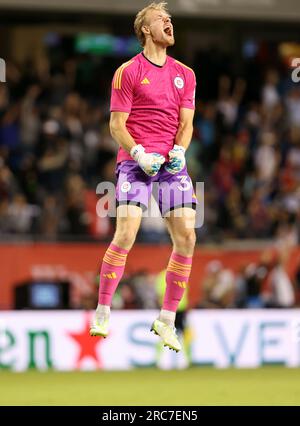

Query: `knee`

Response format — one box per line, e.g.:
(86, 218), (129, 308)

(184, 230), (196, 250)
(174, 230), (196, 254)
(113, 228), (137, 250)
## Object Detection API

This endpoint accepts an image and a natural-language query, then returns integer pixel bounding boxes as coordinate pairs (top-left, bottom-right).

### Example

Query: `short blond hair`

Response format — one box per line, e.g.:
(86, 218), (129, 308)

(134, 2), (169, 46)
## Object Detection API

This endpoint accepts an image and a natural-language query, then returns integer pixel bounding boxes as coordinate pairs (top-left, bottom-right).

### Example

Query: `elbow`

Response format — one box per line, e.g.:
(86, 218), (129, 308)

(180, 123), (193, 137)
(187, 124), (194, 135)
(109, 118), (118, 138)
(186, 124), (194, 138)
(179, 121), (193, 132)
(109, 117), (125, 139)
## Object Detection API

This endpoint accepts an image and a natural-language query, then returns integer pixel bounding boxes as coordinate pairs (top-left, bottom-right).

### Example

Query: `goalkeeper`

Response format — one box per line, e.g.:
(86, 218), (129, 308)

(90, 2), (197, 353)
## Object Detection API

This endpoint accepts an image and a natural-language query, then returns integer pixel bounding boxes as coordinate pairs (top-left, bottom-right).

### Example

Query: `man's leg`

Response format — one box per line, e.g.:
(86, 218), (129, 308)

(151, 208), (196, 351)
(90, 205), (142, 336)
(162, 207), (195, 320)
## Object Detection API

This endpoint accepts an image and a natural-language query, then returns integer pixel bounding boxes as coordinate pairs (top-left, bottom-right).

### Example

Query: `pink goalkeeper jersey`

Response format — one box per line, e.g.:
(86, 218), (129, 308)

(110, 52), (196, 163)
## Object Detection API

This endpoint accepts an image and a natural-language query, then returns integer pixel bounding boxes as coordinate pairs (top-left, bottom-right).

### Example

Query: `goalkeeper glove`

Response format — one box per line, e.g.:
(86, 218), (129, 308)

(130, 144), (165, 177)
(165, 144), (186, 174)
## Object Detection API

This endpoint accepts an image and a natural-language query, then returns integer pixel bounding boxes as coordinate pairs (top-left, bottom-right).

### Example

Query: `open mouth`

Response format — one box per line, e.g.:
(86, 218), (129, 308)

(164, 26), (172, 36)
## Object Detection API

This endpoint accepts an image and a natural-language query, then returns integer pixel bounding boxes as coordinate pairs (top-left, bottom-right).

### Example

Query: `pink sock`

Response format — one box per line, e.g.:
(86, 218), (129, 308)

(162, 252), (193, 312)
(98, 243), (128, 306)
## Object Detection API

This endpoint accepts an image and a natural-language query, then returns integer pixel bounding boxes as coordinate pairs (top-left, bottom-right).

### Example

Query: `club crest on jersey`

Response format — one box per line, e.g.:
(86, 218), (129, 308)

(174, 76), (184, 89)
(121, 182), (131, 193)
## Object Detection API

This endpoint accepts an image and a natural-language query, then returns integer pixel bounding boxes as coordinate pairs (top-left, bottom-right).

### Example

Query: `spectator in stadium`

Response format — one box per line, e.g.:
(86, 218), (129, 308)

(238, 260), (268, 309)
(262, 251), (296, 308)
(130, 270), (158, 309)
(200, 260), (235, 309)
(261, 69), (280, 110)
(293, 258), (300, 307)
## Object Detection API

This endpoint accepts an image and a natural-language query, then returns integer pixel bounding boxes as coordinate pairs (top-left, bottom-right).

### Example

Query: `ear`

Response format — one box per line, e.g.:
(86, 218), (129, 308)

(142, 25), (150, 36)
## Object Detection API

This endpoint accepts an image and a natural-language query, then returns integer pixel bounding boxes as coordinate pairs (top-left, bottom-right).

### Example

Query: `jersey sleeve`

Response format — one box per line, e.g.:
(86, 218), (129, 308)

(181, 70), (196, 110)
(110, 62), (135, 113)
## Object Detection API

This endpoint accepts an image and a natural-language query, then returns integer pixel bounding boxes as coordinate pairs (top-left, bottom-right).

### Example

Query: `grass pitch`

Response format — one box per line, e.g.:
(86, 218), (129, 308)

(1, 367), (300, 406)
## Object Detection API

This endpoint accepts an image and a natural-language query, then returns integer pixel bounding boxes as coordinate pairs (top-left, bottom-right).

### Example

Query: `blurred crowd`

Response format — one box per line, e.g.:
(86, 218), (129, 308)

(199, 251), (300, 309)
(0, 56), (117, 240)
(82, 249), (300, 310)
(194, 70), (300, 243)
(1, 45), (300, 244)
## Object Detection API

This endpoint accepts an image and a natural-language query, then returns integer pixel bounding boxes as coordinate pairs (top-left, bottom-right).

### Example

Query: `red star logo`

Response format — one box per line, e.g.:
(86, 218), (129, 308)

(67, 312), (105, 369)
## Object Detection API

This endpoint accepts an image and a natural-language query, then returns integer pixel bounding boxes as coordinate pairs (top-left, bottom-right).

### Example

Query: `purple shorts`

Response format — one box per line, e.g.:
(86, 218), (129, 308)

(116, 161), (197, 216)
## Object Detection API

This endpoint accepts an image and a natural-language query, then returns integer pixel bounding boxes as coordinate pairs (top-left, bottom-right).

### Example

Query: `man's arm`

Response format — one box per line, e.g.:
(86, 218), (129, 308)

(165, 107), (194, 174)
(175, 107), (195, 151)
(109, 111), (165, 177)
(109, 111), (136, 153)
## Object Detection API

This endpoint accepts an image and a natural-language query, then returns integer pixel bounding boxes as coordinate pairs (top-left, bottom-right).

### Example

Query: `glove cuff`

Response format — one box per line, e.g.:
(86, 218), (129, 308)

(173, 144), (185, 153)
(130, 144), (145, 161)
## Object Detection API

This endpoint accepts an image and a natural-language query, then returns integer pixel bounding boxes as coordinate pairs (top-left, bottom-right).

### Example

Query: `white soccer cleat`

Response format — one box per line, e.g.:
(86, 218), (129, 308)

(89, 317), (109, 338)
(151, 319), (182, 352)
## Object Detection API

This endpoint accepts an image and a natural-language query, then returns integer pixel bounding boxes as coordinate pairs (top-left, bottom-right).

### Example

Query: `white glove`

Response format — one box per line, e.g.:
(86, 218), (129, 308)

(130, 144), (165, 177)
(165, 144), (186, 174)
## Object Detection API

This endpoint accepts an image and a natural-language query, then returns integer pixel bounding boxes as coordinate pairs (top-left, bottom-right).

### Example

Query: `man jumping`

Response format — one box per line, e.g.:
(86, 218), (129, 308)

(90, 1), (197, 352)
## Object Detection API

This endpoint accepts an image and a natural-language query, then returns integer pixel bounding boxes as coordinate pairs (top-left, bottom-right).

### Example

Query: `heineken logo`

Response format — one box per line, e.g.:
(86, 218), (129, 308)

(67, 315), (104, 369)
(0, 313), (104, 370)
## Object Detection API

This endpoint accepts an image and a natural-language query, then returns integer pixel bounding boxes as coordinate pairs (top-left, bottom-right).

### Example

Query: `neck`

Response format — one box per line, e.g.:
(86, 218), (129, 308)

(143, 43), (167, 67)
